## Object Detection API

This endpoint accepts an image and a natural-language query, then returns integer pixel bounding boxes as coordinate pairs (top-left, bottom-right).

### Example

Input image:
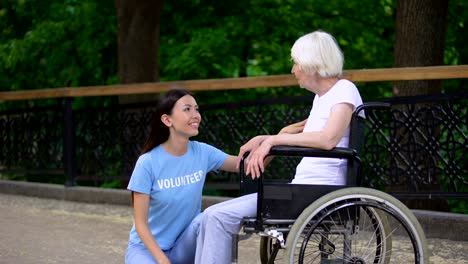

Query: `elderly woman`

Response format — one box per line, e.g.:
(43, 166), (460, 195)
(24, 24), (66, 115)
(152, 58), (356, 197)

(194, 30), (364, 264)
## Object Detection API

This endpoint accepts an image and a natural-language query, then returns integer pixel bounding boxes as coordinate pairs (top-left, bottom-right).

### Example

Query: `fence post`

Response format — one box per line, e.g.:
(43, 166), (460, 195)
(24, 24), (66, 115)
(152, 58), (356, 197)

(63, 98), (76, 186)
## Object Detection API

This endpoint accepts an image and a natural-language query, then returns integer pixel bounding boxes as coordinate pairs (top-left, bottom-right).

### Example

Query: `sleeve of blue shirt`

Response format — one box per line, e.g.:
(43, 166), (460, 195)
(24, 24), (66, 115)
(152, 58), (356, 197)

(127, 153), (153, 194)
(199, 142), (229, 173)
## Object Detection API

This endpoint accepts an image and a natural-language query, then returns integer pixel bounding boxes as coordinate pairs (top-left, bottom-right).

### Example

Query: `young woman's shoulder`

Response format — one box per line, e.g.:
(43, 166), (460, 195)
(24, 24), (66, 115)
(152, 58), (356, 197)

(136, 145), (162, 164)
(135, 151), (153, 166)
(190, 140), (222, 152)
(190, 140), (211, 149)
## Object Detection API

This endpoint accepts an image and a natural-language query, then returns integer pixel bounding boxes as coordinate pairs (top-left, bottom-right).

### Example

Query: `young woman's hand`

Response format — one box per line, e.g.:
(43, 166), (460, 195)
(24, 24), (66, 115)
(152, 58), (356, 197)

(155, 254), (171, 264)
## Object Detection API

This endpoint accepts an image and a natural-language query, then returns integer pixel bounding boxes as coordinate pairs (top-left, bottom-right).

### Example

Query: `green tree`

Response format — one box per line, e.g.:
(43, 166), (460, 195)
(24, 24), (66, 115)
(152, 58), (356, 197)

(0, 0), (467, 102)
(0, 0), (118, 109)
(159, 0), (396, 103)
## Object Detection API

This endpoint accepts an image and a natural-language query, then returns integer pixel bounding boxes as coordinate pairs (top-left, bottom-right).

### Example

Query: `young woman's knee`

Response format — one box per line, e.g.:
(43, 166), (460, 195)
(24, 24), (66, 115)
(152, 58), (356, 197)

(125, 243), (156, 264)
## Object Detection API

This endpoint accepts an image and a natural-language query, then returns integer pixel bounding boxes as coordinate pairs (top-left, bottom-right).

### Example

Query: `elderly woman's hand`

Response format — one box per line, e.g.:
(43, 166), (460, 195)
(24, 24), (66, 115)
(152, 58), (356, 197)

(236, 135), (268, 169)
(245, 138), (273, 179)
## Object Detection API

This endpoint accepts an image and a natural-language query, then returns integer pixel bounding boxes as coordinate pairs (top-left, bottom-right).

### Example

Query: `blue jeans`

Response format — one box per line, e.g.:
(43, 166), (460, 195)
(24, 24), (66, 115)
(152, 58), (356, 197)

(125, 213), (203, 264)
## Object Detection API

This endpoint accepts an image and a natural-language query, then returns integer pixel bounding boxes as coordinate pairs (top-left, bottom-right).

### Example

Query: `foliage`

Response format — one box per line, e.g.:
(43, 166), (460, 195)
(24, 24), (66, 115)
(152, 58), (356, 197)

(0, 0), (118, 109)
(99, 179), (122, 189)
(159, 0), (397, 102)
(160, 0), (396, 79)
(1, 172), (65, 185)
(444, 0), (468, 94)
(448, 200), (468, 214)
(1, 0), (467, 103)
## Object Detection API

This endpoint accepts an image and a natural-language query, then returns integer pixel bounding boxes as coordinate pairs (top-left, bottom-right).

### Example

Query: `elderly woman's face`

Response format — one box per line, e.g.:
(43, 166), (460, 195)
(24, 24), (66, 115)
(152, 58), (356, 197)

(291, 60), (307, 88)
(291, 60), (301, 78)
(291, 60), (320, 92)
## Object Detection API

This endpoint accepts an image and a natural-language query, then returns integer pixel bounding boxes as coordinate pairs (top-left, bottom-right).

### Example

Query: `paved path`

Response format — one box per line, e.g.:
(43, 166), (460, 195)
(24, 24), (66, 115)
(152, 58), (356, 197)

(0, 193), (467, 264)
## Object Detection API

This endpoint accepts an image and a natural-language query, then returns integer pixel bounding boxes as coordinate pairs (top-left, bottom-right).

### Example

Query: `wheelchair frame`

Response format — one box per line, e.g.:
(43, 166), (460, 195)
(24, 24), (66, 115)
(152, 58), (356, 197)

(232, 102), (429, 264)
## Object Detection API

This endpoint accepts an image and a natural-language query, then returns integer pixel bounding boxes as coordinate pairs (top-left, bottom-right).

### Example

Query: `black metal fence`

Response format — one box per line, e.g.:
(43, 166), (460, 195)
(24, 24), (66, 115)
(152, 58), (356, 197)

(1, 92), (467, 201)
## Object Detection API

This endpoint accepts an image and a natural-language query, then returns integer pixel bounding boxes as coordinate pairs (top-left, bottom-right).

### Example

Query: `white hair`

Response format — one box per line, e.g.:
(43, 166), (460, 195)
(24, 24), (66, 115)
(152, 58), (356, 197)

(291, 31), (344, 78)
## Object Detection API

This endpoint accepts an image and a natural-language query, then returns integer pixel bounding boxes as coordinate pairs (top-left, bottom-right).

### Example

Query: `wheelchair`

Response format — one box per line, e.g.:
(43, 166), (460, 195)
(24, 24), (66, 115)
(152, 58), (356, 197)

(232, 103), (429, 264)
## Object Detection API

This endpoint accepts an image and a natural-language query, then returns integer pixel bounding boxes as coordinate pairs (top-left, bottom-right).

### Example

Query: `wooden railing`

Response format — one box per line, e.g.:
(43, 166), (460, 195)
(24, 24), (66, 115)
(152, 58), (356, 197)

(1, 65), (468, 202)
(1, 65), (468, 101)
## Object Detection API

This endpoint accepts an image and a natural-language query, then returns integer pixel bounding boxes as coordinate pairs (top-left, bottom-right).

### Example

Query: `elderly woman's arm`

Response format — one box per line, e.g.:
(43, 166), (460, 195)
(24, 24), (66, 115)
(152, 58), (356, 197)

(246, 103), (354, 178)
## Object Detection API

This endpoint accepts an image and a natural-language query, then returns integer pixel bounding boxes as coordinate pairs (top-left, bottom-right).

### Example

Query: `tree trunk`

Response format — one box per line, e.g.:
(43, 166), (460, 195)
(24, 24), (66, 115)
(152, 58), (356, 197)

(114, 0), (164, 188)
(115, 0), (164, 104)
(392, 0), (450, 211)
(393, 0), (449, 96)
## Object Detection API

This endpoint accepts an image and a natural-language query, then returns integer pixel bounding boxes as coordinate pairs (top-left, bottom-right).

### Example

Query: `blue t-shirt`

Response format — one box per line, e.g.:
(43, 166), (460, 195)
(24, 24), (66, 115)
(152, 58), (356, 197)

(127, 141), (228, 250)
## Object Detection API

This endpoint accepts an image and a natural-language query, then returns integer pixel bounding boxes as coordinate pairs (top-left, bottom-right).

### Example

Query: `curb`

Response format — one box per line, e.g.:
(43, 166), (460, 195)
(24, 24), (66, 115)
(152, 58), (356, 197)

(1, 179), (466, 241)
(412, 209), (468, 242)
(0, 180), (230, 210)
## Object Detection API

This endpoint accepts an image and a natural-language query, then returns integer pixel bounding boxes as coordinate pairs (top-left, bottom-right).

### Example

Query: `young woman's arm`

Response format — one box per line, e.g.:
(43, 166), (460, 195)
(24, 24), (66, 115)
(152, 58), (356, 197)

(133, 192), (171, 264)
(220, 155), (239, 172)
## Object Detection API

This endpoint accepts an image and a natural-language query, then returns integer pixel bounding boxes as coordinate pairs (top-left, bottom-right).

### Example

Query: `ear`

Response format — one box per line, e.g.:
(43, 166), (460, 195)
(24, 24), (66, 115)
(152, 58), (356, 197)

(161, 114), (172, 127)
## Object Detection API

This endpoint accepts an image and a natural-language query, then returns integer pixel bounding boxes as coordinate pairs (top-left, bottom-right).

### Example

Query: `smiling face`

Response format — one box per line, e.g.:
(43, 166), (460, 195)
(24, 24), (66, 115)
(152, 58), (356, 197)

(162, 94), (201, 139)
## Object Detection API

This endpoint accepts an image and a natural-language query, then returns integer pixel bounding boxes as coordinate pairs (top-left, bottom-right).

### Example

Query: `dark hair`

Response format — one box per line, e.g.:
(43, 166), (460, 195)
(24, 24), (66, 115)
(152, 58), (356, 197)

(140, 89), (194, 154)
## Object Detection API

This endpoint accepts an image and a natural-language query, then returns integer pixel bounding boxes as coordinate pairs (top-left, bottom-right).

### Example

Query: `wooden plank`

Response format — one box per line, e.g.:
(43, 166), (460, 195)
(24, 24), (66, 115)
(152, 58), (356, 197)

(1, 65), (467, 101)
(343, 65), (468, 82)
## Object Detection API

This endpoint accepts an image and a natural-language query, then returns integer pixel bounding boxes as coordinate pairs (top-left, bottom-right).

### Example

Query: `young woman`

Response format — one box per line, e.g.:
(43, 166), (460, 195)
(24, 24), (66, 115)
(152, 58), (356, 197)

(195, 30), (364, 264)
(125, 89), (237, 264)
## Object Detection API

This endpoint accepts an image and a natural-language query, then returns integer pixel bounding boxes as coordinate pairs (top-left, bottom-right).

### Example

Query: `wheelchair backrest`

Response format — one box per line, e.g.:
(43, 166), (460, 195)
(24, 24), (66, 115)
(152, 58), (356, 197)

(347, 102), (391, 186)
(346, 105), (366, 186)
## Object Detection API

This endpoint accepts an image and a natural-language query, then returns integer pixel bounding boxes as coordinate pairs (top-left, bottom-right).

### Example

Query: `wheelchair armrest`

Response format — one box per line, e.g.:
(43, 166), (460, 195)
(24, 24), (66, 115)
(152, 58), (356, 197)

(239, 146), (359, 195)
(239, 146), (359, 179)
(268, 145), (358, 159)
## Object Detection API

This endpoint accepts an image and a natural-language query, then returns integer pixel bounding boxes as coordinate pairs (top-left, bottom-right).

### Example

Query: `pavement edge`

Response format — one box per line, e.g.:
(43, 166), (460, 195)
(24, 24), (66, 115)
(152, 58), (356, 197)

(1, 179), (466, 241)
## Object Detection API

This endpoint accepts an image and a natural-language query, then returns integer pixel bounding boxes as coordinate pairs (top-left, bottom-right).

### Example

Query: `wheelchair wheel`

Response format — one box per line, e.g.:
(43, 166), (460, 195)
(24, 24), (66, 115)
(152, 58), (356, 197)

(260, 235), (287, 264)
(284, 187), (428, 264)
(260, 236), (274, 263)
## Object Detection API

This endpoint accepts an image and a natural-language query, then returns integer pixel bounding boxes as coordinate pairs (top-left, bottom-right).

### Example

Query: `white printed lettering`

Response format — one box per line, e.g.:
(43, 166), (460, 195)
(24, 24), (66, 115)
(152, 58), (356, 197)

(164, 179), (170, 189)
(157, 180), (164, 189)
(156, 170), (205, 190)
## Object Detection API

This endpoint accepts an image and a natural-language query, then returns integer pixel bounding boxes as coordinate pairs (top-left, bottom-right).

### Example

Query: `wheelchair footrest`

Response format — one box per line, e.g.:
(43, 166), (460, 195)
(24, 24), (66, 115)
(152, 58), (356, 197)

(262, 229), (286, 248)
